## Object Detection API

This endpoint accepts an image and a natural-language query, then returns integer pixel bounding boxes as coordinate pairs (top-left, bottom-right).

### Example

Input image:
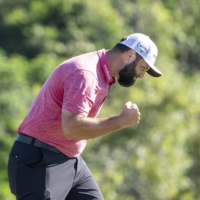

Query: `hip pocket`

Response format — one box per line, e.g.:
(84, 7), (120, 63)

(7, 146), (45, 198)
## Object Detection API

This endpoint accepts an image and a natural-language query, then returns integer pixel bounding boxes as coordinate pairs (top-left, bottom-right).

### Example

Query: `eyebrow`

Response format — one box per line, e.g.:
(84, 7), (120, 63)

(145, 64), (150, 70)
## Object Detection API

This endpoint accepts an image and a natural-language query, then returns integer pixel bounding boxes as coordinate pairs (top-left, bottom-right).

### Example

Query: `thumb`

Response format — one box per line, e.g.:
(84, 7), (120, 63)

(125, 101), (133, 107)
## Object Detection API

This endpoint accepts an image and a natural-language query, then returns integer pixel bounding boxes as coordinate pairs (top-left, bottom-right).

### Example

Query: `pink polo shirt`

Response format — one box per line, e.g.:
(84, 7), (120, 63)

(17, 49), (115, 157)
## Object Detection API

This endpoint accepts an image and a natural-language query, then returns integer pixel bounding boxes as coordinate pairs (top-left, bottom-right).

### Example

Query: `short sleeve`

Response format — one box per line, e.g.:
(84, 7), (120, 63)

(62, 70), (99, 116)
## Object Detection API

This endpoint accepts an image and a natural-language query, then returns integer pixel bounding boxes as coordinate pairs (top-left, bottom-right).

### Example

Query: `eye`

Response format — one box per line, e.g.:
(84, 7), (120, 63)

(142, 66), (146, 70)
(143, 65), (150, 71)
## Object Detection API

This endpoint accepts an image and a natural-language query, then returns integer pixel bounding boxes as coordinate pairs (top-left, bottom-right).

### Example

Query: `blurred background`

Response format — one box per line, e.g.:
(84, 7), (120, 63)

(0, 0), (200, 199)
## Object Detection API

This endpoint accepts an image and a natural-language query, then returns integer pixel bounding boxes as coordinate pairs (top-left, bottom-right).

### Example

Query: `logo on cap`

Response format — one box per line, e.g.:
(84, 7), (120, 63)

(137, 43), (149, 54)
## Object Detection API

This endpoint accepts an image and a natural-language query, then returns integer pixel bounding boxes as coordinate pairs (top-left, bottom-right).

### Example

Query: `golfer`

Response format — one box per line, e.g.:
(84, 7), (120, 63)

(8, 33), (162, 200)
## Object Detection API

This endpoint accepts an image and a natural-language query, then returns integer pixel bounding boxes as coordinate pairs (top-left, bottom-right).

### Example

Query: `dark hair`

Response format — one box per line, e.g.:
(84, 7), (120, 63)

(112, 43), (132, 53)
(112, 36), (131, 53)
(112, 43), (143, 61)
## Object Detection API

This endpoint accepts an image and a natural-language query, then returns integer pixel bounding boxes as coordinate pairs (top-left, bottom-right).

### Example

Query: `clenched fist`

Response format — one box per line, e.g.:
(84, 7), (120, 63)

(120, 101), (141, 127)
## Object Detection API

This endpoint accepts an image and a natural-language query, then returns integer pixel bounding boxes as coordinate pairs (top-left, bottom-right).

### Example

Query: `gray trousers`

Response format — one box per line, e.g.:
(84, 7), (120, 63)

(8, 141), (104, 200)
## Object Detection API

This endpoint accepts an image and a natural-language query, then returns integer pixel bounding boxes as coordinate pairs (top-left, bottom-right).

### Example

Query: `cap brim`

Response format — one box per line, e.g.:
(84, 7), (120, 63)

(147, 67), (162, 77)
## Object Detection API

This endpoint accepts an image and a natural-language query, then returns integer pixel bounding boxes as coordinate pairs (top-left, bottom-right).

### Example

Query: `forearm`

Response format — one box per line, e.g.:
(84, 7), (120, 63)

(63, 115), (126, 140)
(62, 102), (140, 140)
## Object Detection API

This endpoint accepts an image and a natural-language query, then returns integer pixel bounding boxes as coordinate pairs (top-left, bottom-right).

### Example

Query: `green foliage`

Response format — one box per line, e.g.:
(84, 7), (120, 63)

(0, 0), (200, 199)
(0, 51), (29, 200)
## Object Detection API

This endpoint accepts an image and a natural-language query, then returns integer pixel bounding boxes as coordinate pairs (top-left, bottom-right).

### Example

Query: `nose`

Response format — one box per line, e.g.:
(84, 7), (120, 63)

(139, 72), (145, 79)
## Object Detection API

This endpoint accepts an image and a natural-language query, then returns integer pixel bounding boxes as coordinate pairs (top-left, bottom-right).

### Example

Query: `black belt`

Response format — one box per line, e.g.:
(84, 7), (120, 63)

(16, 133), (60, 154)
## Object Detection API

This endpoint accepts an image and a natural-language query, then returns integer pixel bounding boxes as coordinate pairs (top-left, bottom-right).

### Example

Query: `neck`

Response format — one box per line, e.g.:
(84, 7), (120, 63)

(105, 49), (123, 78)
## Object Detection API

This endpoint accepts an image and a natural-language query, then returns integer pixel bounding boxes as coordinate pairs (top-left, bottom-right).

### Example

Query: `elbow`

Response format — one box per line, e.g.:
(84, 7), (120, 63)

(61, 110), (85, 140)
(64, 133), (75, 140)
(62, 126), (78, 140)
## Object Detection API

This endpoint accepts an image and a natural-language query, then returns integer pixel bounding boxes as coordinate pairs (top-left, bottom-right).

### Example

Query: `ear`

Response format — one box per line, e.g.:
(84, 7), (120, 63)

(126, 50), (137, 64)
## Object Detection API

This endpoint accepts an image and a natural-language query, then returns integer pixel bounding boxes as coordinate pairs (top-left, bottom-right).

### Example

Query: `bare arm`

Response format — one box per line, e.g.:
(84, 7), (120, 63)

(62, 101), (141, 140)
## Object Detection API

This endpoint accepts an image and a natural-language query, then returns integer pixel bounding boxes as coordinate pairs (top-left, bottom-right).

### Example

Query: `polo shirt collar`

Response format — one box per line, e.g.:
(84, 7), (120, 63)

(97, 49), (116, 85)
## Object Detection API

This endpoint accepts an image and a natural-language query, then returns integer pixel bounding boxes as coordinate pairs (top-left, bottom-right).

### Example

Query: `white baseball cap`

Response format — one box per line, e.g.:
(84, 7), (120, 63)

(119, 33), (162, 77)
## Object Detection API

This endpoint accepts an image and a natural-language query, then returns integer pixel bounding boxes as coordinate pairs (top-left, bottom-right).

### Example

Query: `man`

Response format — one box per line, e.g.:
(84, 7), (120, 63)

(8, 33), (162, 200)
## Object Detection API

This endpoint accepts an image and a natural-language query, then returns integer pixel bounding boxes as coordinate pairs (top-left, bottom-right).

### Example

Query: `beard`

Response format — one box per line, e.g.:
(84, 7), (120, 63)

(117, 60), (137, 87)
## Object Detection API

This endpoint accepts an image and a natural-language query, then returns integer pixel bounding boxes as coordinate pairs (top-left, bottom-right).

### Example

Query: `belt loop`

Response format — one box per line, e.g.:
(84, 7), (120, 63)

(30, 138), (35, 146)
